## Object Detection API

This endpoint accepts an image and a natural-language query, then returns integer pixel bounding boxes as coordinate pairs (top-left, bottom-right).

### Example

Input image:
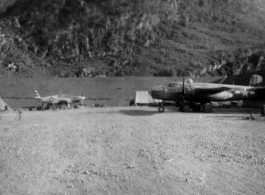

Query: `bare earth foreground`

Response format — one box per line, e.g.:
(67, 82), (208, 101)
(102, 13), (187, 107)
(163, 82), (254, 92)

(1, 107), (265, 195)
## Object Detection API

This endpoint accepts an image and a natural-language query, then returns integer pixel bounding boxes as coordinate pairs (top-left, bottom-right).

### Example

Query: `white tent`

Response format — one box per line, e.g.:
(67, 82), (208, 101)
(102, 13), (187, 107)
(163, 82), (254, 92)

(0, 97), (10, 111)
(0, 97), (22, 120)
(135, 91), (162, 105)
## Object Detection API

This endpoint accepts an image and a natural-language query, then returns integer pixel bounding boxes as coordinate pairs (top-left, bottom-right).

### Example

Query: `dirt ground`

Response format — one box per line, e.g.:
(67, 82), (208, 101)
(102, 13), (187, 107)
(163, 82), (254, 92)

(0, 107), (265, 195)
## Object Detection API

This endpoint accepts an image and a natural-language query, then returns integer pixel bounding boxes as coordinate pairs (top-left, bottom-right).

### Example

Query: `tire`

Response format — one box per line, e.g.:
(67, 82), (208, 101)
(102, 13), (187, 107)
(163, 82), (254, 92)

(158, 106), (165, 113)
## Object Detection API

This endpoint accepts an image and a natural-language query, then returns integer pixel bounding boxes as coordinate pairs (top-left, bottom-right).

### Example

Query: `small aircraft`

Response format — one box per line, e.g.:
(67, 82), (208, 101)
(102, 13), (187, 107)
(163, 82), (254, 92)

(35, 90), (85, 110)
(149, 74), (265, 113)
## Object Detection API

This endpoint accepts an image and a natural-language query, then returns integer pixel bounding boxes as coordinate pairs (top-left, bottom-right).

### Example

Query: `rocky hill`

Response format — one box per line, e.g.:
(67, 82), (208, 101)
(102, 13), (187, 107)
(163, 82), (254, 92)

(1, 0), (265, 78)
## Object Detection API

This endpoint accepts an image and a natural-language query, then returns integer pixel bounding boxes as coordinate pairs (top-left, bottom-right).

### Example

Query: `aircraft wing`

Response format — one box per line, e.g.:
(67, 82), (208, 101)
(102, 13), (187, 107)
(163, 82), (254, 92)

(57, 98), (72, 103)
(194, 86), (232, 93)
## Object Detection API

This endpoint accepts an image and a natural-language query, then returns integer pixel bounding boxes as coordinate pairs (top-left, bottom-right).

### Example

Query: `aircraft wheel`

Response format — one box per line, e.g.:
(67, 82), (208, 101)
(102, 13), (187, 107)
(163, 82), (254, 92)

(202, 103), (212, 113)
(158, 106), (165, 113)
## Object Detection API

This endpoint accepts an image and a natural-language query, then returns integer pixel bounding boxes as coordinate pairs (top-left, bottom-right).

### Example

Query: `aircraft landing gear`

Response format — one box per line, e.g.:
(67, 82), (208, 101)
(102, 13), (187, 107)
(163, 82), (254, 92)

(179, 103), (186, 112)
(179, 102), (213, 113)
(179, 96), (187, 112)
(201, 103), (212, 113)
(158, 102), (165, 113)
(60, 103), (68, 110)
(179, 101), (190, 112)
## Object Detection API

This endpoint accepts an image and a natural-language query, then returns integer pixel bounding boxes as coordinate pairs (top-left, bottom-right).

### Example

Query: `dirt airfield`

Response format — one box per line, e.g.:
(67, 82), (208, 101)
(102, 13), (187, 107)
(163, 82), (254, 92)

(0, 106), (265, 195)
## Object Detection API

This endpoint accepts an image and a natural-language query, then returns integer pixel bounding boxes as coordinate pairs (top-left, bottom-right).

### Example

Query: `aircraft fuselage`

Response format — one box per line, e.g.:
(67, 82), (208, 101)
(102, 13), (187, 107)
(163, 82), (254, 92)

(150, 82), (265, 102)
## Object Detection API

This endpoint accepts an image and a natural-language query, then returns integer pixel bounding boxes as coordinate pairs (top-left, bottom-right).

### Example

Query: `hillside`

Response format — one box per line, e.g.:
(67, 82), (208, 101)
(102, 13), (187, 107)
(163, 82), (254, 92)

(1, 0), (265, 78)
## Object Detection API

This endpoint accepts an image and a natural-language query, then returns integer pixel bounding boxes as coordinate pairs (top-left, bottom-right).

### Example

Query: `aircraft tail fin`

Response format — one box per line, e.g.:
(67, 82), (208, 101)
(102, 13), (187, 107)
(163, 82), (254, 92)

(249, 74), (263, 86)
(35, 90), (41, 99)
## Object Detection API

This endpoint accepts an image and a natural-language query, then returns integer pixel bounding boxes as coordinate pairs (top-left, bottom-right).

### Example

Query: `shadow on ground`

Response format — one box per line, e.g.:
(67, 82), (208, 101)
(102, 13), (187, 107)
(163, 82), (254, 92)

(206, 115), (265, 121)
(119, 107), (256, 116)
(119, 110), (158, 116)
(120, 106), (181, 116)
(210, 108), (261, 114)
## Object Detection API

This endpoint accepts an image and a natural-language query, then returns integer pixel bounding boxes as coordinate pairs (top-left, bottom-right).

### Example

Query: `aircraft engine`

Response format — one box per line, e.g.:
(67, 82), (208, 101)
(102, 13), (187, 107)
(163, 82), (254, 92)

(208, 91), (233, 100)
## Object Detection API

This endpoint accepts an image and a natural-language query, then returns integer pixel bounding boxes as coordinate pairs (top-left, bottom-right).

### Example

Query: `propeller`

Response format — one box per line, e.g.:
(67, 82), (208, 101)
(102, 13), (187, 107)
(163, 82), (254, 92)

(81, 92), (84, 106)
(182, 77), (185, 95)
(180, 77), (185, 111)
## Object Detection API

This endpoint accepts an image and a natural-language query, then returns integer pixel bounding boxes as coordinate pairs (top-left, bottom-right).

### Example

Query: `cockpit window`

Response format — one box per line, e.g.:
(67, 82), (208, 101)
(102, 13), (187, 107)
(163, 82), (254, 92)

(167, 82), (180, 87)
(167, 82), (183, 88)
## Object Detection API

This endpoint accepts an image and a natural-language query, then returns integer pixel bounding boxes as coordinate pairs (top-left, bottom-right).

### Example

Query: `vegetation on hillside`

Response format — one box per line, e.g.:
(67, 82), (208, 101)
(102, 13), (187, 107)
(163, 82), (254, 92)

(1, 0), (265, 77)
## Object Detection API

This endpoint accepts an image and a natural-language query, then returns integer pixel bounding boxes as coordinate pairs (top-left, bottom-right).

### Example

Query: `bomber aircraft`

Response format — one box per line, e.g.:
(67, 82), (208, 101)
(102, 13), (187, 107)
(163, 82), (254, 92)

(35, 90), (85, 110)
(149, 75), (265, 113)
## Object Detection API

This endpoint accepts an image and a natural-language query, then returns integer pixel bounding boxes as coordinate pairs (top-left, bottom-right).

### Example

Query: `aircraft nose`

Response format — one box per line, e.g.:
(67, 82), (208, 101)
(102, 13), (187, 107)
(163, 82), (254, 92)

(149, 85), (165, 99)
(153, 85), (167, 91)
